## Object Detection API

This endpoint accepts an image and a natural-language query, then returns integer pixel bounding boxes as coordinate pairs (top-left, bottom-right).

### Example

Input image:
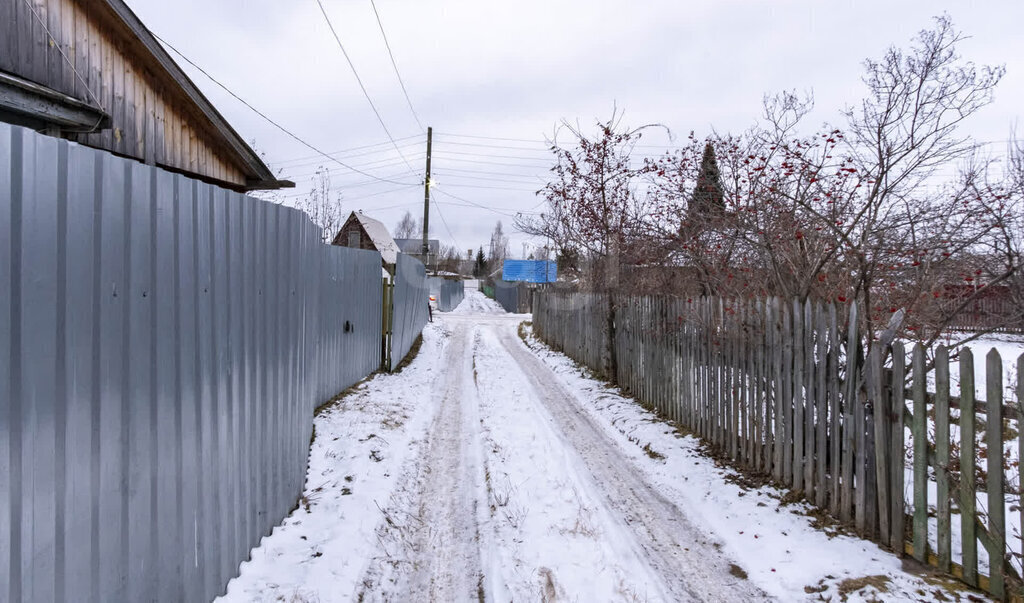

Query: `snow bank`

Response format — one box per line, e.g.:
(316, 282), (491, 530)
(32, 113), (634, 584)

(217, 322), (450, 602)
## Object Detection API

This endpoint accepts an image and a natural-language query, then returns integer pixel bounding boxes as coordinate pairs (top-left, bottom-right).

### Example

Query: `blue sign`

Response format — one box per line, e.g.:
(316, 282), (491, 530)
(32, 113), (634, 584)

(502, 259), (557, 283)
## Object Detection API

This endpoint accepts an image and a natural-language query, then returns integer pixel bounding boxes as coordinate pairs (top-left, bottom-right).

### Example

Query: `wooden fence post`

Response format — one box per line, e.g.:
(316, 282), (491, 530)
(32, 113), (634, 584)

(815, 303), (828, 508)
(1018, 354), (1024, 576)
(890, 341), (906, 553)
(730, 304), (740, 461)
(935, 345), (951, 571)
(804, 300), (816, 500)
(986, 349), (1005, 599)
(754, 300), (764, 471)
(783, 303), (794, 487)
(960, 349), (978, 586)
(829, 304), (841, 516)
(793, 299), (805, 492)
(773, 298), (784, 482)
(870, 344), (890, 547)
(855, 331), (868, 535)
(714, 299), (724, 449)
(841, 302), (858, 523)
(912, 344), (927, 562)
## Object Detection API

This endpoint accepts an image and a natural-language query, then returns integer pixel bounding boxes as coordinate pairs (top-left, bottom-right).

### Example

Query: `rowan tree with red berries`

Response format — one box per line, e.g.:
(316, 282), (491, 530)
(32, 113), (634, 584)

(523, 16), (1022, 342)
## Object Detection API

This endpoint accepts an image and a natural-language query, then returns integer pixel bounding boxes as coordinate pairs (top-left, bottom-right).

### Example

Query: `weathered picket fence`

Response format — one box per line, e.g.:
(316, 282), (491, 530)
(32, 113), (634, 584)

(946, 295), (1024, 335)
(533, 292), (1024, 599)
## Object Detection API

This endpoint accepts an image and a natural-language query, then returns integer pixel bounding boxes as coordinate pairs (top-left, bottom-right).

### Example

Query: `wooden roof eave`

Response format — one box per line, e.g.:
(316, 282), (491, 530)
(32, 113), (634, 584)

(97, 0), (288, 190)
(245, 177), (295, 192)
(0, 70), (110, 131)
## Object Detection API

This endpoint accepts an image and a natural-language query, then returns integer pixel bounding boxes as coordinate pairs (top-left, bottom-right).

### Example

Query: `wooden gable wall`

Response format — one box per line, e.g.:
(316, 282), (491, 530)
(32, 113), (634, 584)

(0, 0), (252, 188)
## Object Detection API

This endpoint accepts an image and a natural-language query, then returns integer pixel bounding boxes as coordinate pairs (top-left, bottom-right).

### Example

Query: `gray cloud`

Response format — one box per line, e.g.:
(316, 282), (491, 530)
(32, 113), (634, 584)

(127, 0), (1024, 256)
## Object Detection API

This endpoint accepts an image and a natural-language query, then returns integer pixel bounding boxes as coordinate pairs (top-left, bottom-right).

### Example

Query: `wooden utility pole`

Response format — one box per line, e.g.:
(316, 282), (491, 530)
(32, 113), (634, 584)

(421, 126), (432, 263)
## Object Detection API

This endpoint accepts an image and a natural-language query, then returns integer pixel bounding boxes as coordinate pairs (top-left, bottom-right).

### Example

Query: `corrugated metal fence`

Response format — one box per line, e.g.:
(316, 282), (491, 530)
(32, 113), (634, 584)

(387, 253), (429, 370)
(438, 279), (465, 312)
(493, 279), (532, 313)
(0, 123), (390, 602)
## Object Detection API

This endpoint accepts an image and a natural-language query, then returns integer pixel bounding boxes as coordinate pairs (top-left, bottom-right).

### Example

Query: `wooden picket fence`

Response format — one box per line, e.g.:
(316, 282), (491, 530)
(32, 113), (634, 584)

(947, 296), (1024, 334)
(533, 292), (1024, 599)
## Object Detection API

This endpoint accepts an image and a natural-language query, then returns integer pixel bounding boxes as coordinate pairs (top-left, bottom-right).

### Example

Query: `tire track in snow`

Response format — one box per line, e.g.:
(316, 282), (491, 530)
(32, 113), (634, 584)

(472, 325), (675, 601)
(493, 325), (771, 602)
(355, 322), (485, 601)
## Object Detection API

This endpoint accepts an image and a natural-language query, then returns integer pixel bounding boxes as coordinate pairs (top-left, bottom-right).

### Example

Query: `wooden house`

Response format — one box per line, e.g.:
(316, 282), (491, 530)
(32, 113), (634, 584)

(0, 0), (291, 191)
(331, 211), (401, 272)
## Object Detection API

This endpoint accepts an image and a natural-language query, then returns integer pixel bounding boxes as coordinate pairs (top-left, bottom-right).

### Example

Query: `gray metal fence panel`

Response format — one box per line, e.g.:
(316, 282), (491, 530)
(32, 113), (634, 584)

(390, 253), (429, 370)
(438, 279), (465, 312)
(494, 279), (521, 313)
(0, 116), (11, 603)
(0, 123), (385, 602)
(428, 275), (443, 296)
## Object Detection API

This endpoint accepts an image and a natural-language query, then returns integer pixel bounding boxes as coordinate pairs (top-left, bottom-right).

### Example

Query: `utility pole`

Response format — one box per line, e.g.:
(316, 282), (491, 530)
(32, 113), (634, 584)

(421, 126), (432, 266)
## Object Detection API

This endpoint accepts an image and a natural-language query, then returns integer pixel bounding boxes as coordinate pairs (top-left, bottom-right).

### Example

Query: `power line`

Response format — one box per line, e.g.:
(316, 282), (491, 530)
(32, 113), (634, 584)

(320, 170), (421, 189)
(432, 187), (531, 218)
(278, 182), (418, 201)
(438, 183), (539, 193)
(314, 0), (417, 174)
(368, 0), (424, 132)
(435, 132), (548, 144)
(151, 31), (419, 186)
(433, 139), (552, 153)
(283, 165), (418, 185)
(437, 131), (1023, 151)
(430, 191), (461, 253)
(431, 156), (552, 169)
(435, 167), (546, 181)
(435, 131), (689, 150)
(275, 135), (424, 166)
(281, 151), (427, 179)
(433, 149), (552, 163)
(432, 137), (694, 161)
(433, 166), (548, 180)
(433, 171), (545, 186)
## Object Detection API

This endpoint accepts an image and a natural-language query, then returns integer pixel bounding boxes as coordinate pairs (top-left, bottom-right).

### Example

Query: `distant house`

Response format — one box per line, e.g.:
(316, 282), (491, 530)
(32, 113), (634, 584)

(394, 238), (439, 270)
(332, 211), (401, 272)
(0, 0), (291, 192)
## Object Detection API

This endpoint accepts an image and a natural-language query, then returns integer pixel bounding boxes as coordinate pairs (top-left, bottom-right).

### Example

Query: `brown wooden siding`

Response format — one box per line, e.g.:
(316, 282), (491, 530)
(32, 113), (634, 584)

(1, 0), (249, 187)
(332, 220), (380, 254)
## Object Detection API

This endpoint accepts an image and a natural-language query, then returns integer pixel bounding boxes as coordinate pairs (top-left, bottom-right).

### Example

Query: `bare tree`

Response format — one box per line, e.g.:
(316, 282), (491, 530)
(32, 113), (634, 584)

(488, 221), (509, 270)
(394, 210), (420, 239)
(437, 243), (464, 275)
(516, 109), (659, 290)
(523, 16), (1020, 343)
(644, 16), (1018, 342)
(296, 166), (344, 243)
(246, 138), (288, 205)
(826, 14), (1007, 338)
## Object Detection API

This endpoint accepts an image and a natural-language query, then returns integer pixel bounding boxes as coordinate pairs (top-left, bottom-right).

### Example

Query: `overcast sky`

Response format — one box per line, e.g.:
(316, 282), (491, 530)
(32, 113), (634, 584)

(126, 0), (1024, 258)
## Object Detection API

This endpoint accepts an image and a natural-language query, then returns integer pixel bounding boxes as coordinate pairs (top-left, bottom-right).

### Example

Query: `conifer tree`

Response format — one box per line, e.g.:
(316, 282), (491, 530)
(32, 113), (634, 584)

(689, 142), (724, 220)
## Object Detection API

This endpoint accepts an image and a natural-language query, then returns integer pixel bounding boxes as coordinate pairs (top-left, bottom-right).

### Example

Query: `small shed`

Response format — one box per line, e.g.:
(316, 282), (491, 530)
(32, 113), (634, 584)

(331, 211), (401, 272)
(0, 0), (291, 191)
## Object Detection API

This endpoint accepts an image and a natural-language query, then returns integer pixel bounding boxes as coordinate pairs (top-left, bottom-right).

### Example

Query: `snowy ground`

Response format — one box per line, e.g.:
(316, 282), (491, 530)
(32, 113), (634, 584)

(219, 290), (989, 602)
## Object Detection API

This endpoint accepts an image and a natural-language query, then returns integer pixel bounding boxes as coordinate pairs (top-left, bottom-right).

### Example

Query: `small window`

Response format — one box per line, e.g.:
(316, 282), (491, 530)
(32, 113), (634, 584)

(349, 231), (360, 247)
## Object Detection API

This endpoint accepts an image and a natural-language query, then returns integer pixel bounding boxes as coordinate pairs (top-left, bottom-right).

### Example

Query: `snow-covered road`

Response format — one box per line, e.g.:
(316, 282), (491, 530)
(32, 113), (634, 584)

(219, 290), (981, 602)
